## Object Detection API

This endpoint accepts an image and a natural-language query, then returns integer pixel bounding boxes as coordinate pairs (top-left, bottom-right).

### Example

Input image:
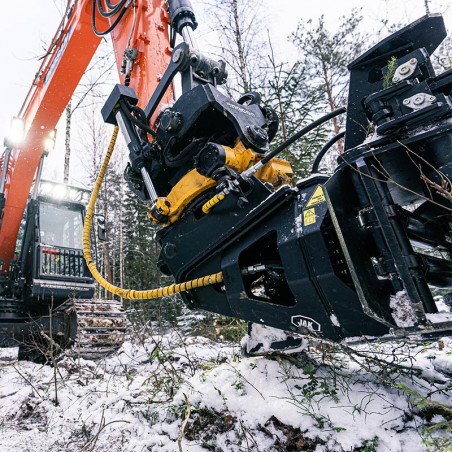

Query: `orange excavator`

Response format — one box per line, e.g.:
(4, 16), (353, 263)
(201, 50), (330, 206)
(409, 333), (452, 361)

(1, 1), (451, 358)
(0, 0), (173, 357)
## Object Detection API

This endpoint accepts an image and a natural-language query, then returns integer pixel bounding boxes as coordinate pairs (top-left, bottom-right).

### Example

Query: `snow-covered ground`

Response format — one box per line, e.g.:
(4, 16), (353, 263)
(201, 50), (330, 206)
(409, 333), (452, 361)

(0, 329), (451, 451)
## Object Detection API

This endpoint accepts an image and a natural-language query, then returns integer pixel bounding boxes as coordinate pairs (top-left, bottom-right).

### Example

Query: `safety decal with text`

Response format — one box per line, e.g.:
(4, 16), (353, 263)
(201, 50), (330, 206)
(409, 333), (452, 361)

(306, 185), (326, 207)
(303, 208), (316, 226)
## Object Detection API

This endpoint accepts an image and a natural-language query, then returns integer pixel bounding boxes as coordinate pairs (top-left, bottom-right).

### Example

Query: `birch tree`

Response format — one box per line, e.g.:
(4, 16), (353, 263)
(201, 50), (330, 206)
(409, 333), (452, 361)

(204, 0), (268, 98)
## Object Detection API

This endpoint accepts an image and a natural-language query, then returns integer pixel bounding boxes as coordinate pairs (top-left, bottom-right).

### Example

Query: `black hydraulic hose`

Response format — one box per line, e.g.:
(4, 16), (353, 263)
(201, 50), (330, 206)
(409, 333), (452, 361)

(205, 108), (347, 214)
(92, 0), (128, 36)
(259, 107), (346, 167)
(96, 0), (127, 17)
(120, 101), (156, 137)
(105, 0), (126, 9)
(311, 131), (345, 174)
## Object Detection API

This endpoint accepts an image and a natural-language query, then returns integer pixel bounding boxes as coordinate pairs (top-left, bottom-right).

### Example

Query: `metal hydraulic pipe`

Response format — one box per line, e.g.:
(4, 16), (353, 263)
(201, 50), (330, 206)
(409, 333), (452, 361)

(140, 167), (158, 203)
(115, 111), (160, 203)
(0, 147), (11, 194)
(181, 26), (198, 49)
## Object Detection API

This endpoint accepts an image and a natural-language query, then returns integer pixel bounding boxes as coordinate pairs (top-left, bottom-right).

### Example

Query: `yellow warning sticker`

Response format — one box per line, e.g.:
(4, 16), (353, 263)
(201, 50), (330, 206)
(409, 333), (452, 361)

(306, 185), (326, 207)
(303, 208), (316, 226)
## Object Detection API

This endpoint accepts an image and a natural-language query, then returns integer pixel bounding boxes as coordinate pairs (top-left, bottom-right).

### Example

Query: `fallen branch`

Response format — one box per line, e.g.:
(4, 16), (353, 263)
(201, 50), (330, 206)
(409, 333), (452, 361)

(178, 393), (191, 452)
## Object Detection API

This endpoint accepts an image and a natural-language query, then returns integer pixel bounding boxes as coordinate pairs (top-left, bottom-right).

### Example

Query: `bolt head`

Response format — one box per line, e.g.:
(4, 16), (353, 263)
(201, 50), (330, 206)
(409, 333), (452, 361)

(172, 49), (182, 63)
(393, 76), (399, 82)
(409, 58), (417, 65)
(403, 99), (410, 105)
(399, 65), (410, 74)
(413, 95), (424, 105)
(164, 243), (177, 259)
(429, 95), (436, 102)
(247, 125), (268, 146)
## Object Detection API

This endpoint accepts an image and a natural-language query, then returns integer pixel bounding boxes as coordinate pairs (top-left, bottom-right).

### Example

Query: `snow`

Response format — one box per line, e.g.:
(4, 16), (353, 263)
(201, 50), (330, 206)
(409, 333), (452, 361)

(241, 323), (308, 355)
(427, 312), (452, 323)
(0, 329), (451, 451)
(295, 213), (303, 235)
(330, 314), (340, 327)
(390, 291), (417, 327)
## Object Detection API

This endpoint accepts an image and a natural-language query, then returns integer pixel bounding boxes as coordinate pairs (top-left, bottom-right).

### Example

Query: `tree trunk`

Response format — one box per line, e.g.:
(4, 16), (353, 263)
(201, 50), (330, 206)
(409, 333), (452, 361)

(231, 0), (249, 93)
(321, 60), (344, 153)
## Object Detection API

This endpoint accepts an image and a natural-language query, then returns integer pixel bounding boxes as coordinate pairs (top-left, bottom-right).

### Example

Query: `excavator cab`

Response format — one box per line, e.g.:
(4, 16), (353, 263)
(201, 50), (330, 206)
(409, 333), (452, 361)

(13, 180), (94, 313)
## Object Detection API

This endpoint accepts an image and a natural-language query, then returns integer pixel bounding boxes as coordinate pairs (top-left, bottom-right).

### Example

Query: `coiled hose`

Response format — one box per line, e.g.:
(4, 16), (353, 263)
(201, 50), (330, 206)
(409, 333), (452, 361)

(82, 125), (223, 300)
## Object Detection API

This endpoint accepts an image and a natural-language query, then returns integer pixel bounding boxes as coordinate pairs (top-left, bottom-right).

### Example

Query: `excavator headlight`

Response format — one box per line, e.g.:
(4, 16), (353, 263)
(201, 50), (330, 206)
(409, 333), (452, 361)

(6, 117), (25, 147)
(44, 129), (57, 152)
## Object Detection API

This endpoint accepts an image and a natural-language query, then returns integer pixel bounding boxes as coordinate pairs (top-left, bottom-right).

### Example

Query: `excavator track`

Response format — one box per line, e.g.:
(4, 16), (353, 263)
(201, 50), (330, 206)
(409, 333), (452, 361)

(63, 299), (128, 360)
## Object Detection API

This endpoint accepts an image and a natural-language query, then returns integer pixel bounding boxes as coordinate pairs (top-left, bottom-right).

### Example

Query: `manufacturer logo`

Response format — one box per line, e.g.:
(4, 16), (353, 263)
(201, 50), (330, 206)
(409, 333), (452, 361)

(225, 102), (255, 117)
(291, 315), (321, 332)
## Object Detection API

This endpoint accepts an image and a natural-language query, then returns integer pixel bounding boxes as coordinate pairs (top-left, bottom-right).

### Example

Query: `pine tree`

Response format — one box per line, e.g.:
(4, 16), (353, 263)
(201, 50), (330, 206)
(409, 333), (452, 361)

(290, 10), (367, 160)
(121, 188), (183, 326)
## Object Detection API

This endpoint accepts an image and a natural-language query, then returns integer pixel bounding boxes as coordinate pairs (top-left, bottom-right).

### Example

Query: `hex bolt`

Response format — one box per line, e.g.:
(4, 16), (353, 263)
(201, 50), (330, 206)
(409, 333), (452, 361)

(413, 95), (424, 105)
(399, 65), (410, 75)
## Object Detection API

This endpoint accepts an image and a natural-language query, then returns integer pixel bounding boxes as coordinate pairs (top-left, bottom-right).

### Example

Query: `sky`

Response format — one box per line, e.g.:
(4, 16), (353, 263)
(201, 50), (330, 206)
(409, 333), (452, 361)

(0, 0), (450, 184)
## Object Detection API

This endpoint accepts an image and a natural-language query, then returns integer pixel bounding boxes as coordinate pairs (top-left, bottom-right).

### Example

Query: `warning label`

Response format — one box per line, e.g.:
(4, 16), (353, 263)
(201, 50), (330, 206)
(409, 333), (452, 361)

(306, 185), (326, 207)
(303, 208), (316, 226)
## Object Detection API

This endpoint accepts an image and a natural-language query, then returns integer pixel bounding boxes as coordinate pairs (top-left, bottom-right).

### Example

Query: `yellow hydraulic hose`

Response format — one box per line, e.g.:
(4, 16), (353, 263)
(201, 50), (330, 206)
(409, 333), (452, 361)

(82, 125), (223, 300)
(202, 192), (226, 214)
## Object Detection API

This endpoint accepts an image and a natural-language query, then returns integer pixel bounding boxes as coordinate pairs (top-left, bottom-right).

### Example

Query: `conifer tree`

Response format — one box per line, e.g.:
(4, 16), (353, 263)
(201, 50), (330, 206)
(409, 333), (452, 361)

(290, 10), (367, 158)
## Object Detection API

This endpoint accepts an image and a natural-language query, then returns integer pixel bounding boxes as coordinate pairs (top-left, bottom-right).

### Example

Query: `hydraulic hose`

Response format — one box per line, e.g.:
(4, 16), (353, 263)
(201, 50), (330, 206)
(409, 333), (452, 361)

(92, 0), (129, 36)
(82, 126), (223, 300)
(202, 192), (225, 214)
(202, 108), (347, 214)
(311, 131), (345, 174)
(96, 0), (127, 18)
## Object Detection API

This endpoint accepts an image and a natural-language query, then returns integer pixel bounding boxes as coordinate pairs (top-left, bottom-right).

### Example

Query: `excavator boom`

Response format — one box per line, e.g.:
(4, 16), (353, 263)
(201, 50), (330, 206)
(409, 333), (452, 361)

(0, 0), (171, 272)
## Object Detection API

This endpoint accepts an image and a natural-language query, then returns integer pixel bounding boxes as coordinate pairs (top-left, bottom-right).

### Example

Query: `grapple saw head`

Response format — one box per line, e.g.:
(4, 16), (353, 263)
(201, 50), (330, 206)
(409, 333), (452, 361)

(155, 14), (451, 348)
